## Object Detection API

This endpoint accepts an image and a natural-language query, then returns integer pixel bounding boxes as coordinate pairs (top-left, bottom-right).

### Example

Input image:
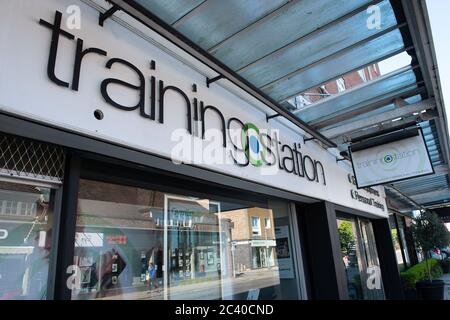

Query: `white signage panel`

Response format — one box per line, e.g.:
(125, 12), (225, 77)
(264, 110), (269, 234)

(250, 240), (277, 247)
(0, 0), (388, 217)
(350, 130), (434, 188)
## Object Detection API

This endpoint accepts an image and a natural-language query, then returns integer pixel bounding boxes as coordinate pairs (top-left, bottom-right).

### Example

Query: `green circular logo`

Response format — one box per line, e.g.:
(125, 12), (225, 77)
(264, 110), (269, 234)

(383, 154), (394, 164)
(241, 123), (264, 167)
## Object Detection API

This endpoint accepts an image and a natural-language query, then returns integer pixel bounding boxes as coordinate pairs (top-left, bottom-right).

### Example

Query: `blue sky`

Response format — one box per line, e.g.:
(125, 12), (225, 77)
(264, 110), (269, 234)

(377, 1), (450, 136)
(427, 0), (450, 135)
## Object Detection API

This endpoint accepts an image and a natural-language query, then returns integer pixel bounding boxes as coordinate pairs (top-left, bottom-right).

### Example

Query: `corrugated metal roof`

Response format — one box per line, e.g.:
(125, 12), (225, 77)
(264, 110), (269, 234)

(319, 95), (422, 134)
(128, 0), (450, 211)
(295, 66), (419, 125)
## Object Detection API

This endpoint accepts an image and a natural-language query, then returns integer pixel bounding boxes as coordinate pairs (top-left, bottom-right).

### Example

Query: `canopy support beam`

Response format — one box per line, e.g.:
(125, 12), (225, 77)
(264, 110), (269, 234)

(206, 75), (224, 88)
(99, 5), (120, 26)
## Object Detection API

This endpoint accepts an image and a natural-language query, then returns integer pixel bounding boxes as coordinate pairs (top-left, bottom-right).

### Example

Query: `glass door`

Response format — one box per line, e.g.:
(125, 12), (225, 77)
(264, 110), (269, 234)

(337, 216), (364, 300)
(358, 219), (384, 300)
(337, 214), (385, 300)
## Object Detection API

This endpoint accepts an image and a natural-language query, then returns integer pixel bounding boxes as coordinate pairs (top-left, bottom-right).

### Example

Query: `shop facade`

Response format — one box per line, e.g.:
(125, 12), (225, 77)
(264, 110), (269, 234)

(0, 0), (403, 300)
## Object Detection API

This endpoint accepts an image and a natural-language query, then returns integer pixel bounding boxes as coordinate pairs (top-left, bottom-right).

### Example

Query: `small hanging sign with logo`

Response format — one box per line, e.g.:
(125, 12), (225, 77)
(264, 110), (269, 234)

(349, 127), (434, 188)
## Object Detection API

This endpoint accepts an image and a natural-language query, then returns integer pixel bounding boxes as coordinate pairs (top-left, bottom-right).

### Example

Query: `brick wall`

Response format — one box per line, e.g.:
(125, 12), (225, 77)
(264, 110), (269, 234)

(295, 64), (381, 107)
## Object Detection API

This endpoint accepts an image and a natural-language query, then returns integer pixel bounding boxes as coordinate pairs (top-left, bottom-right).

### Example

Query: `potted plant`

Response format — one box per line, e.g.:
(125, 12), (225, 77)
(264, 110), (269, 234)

(400, 258), (443, 299)
(412, 211), (450, 300)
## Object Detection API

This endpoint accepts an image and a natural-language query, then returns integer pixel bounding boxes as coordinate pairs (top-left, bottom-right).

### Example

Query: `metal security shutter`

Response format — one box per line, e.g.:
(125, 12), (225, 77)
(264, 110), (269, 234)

(0, 133), (65, 184)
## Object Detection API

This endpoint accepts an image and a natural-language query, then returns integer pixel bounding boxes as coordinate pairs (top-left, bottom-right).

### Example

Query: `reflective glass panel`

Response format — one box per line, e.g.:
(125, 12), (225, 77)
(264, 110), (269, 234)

(337, 217), (364, 300)
(337, 215), (385, 300)
(71, 179), (301, 300)
(0, 181), (55, 300)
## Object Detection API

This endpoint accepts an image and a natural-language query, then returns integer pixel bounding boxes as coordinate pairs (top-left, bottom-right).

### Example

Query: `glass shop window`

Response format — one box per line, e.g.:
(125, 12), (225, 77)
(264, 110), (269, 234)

(264, 218), (271, 229)
(251, 217), (261, 236)
(389, 214), (411, 271)
(336, 78), (346, 92)
(396, 215), (410, 268)
(0, 181), (56, 300)
(357, 69), (367, 82)
(0, 133), (65, 300)
(70, 179), (301, 300)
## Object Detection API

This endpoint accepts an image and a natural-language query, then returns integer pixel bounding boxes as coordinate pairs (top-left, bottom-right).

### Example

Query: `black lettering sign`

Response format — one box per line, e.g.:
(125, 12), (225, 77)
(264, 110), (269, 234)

(39, 10), (327, 185)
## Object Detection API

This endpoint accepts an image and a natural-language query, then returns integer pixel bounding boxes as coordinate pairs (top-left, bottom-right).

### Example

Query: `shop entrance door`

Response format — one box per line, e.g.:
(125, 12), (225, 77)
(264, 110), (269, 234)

(337, 214), (385, 300)
(358, 219), (385, 300)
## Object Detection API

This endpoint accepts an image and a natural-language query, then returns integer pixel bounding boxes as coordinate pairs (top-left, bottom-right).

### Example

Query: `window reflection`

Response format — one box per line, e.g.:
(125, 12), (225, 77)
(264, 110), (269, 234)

(337, 215), (384, 300)
(0, 181), (54, 300)
(72, 179), (298, 300)
(389, 214), (410, 271)
(337, 217), (363, 300)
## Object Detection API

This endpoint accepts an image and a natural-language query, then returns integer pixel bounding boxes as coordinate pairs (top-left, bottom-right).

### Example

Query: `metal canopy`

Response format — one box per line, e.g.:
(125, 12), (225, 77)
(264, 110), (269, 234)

(295, 66), (420, 125)
(115, 0), (450, 211)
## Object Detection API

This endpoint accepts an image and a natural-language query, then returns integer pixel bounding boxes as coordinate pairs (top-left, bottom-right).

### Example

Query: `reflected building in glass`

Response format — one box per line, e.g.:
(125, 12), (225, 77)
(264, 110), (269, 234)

(71, 179), (294, 300)
(222, 208), (276, 273)
(0, 181), (54, 300)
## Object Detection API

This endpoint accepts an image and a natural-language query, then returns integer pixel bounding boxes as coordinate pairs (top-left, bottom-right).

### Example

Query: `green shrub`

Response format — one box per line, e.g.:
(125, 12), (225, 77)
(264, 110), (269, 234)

(400, 259), (443, 290)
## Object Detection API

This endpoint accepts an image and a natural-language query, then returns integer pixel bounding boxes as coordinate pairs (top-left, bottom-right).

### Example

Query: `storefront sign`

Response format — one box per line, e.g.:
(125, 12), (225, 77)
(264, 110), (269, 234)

(350, 129), (434, 188)
(348, 174), (385, 212)
(350, 190), (385, 211)
(0, 0), (388, 217)
(34, 10), (326, 186)
(250, 240), (276, 247)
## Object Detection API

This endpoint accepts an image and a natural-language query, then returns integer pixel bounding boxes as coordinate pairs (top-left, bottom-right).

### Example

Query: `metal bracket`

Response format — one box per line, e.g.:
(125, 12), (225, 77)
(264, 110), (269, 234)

(206, 75), (224, 88)
(99, 5), (120, 26)
(266, 113), (281, 122)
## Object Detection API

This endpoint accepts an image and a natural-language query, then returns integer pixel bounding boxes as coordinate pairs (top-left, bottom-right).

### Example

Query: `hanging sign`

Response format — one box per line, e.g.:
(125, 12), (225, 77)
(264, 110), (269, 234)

(349, 127), (434, 188)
